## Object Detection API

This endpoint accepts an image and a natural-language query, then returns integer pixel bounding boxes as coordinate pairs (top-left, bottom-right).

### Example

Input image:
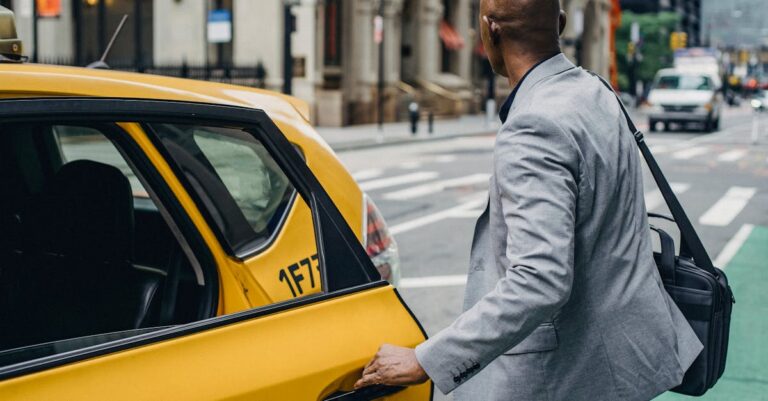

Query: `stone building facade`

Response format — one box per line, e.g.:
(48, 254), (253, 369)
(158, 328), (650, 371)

(7, 0), (613, 126)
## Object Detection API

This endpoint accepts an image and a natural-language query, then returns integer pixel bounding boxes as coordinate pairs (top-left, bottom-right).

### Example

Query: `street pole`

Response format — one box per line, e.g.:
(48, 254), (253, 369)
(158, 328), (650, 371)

(485, 61), (496, 126)
(376, 1), (385, 133)
(216, 0), (223, 69)
(31, 0), (37, 62)
(282, 1), (296, 95)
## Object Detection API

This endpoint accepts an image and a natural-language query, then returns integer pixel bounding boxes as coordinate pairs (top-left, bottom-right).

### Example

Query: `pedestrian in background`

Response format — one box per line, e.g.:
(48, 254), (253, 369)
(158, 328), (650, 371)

(355, 0), (702, 400)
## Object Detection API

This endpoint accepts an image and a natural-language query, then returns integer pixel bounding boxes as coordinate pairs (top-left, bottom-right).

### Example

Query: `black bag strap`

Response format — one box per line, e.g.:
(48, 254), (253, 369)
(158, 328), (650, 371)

(590, 73), (716, 275)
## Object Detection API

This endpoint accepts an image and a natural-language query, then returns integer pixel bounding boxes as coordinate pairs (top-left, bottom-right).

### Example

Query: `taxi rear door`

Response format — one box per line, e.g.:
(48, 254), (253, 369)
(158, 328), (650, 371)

(0, 98), (432, 401)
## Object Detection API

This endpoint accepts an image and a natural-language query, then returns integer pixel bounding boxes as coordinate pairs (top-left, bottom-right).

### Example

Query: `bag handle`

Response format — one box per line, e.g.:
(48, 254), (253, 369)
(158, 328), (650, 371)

(590, 73), (717, 275)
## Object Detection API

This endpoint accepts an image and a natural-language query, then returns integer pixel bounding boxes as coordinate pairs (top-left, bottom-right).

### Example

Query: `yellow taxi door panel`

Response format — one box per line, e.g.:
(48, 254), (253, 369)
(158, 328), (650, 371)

(0, 99), (430, 400)
(0, 286), (429, 400)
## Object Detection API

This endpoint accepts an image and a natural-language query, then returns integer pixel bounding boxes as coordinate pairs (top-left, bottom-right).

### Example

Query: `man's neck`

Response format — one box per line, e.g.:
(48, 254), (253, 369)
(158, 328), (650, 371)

(502, 46), (561, 88)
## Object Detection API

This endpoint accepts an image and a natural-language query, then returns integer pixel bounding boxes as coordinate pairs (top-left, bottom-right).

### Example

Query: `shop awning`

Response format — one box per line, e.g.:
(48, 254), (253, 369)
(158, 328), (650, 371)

(439, 20), (465, 51)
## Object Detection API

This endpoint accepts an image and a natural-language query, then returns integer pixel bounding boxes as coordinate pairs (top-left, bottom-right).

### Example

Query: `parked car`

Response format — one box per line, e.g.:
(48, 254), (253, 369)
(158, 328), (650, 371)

(0, 7), (427, 400)
(646, 68), (723, 132)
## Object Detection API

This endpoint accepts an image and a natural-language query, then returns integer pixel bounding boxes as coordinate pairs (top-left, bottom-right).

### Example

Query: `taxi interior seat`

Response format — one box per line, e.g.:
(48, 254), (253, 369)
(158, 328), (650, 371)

(7, 160), (166, 348)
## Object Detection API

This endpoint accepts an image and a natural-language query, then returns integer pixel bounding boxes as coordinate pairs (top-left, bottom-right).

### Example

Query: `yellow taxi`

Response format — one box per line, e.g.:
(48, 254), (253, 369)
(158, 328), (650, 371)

(0, 7), (430, 400)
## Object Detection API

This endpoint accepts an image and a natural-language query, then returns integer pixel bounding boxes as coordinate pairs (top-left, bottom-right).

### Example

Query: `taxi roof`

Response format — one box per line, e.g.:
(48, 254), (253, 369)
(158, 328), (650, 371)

(0, 63), (312, 124)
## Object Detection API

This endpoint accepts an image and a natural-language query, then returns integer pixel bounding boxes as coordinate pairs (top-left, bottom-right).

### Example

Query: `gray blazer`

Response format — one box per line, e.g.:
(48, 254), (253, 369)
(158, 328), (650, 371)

(414, 54), (702, 401)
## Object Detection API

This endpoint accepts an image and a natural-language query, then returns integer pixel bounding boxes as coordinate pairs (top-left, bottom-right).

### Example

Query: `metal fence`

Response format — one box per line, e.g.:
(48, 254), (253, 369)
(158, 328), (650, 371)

(39, 59), (269, 88)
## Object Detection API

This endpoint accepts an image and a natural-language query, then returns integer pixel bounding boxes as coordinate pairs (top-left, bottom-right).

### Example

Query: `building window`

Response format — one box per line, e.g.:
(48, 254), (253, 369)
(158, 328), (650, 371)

(323, 0), (342, 67)
(74, 0), (153, 68)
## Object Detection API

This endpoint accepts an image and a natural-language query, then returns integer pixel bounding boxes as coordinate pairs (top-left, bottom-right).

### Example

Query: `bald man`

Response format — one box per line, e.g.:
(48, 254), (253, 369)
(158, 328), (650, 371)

(355, 1), (702, 399)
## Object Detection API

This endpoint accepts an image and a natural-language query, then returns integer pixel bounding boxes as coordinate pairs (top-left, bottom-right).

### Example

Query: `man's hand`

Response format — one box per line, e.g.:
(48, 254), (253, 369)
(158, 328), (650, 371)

(354, 344), (429, 389)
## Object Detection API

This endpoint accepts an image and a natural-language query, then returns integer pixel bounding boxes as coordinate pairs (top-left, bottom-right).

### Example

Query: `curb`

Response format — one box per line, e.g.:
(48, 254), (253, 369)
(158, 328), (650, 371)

(328, 129), (496, 152)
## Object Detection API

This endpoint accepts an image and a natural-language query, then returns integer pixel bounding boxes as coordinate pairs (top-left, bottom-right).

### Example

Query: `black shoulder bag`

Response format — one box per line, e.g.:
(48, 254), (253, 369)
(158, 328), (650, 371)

(594, 74), (735, 396)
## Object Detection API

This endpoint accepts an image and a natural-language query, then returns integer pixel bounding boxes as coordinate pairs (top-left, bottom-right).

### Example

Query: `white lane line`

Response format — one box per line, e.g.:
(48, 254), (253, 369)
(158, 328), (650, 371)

(384, 174), (491, 201)
(400, 274), (467, 289)
(352, 168), (384, 181)
(358, 171), (438, 191)
(399, 161), (422, 169)
(672, 146), (710, 160)
(389, 195), (487, 236)
(644, 183), (690, 211)
(699, 187), (757, 227)
(450, 209), (485, 218)
(714, 224), (754, 269)
(717, 149), (747, 162)
(434, 155), (457, 163)
(649, 145), (670, 154)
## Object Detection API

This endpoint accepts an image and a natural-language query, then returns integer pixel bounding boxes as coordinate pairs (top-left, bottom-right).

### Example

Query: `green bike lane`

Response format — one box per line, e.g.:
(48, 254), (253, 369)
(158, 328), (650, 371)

(657, 225), (768, 400)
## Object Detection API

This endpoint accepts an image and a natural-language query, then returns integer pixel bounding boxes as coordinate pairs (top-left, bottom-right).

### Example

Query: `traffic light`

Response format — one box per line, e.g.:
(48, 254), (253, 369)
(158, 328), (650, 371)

(670, 31), (688, 50)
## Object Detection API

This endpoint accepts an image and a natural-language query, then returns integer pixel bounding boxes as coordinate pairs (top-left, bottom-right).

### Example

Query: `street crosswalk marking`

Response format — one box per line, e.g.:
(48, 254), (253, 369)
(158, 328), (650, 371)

(383, 173), (491, 201)
(358, 171), (438, 191)
(450, 209), (485, 218)
(672, 146), (710, 160)
(644, 183), (690, 211)
(352, 168), (384, 181)
(399, 161), (422, 169)
(400, 274), (467, 289)
(714, 224), (755, 269)
(717, 149), (747, 162)
(699, 186), (757, 227)
(434, 155), (457, 163)
(389, 194), (487, 235)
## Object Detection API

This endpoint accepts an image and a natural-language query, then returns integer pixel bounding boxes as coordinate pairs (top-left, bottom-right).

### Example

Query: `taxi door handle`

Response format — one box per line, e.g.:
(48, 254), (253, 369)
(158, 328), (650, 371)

(323, 385), (405, 400)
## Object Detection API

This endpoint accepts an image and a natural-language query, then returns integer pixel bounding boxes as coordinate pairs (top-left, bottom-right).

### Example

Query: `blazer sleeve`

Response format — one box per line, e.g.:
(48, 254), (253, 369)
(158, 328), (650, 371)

(414, 113), (581, 394)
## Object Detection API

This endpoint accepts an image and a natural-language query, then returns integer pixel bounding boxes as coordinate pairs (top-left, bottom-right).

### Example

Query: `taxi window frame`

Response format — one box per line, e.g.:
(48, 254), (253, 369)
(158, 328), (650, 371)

(141, 123), (299, 259)
(0, 98), (384, 381)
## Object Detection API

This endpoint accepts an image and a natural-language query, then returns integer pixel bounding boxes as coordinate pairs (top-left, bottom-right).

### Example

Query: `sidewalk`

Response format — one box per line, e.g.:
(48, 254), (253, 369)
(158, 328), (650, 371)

(315, 114), (499, 152)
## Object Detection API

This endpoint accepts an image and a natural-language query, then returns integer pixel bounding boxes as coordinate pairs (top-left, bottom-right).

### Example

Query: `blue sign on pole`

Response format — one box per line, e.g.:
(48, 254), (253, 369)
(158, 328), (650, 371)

(207, 9), (232, 43)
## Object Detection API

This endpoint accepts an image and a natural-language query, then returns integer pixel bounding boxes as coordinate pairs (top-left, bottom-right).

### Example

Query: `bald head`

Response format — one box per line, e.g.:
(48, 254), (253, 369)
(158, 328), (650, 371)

(479, 0), (564, 81)
(482, 0), (562, 48)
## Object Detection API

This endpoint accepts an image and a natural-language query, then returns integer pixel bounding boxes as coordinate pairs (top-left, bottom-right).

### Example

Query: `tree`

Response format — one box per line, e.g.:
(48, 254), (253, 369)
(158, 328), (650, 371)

(615, 11), (680, 94)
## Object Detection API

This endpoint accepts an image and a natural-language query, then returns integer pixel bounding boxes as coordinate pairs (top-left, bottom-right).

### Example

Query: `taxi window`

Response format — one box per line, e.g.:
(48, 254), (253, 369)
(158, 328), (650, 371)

(54, 125), (150, 198)
(148, 123), (296, 256)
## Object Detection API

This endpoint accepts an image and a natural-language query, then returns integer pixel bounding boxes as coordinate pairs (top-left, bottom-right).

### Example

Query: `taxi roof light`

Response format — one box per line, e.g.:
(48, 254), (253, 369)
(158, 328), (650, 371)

(0, 6), (23, 62)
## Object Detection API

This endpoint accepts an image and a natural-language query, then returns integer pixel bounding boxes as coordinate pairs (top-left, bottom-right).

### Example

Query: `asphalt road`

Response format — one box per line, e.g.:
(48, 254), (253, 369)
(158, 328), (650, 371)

(337, 105), (768, 400)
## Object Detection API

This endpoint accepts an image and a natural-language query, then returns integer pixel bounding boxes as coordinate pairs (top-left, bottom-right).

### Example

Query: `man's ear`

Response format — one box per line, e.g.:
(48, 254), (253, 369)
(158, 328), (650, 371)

(484, 15), (502, 45)
(559, 10), (567, 36)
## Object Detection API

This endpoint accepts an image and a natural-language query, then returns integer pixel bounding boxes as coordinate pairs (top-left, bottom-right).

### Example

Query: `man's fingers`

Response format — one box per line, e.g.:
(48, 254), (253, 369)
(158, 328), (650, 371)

(363, 355), (377, 371)
(354, 371), (381, 390)
(362, 359), (379, 377)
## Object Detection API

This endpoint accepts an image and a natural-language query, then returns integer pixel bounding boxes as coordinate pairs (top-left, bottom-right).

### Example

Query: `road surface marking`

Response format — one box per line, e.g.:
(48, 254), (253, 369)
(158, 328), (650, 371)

(399, 161), (422, 169)
(717, 149), (747, 162)
(649, 145), (670, 154)
(644, 183), (690, 211)
(434, 155), (457, 163)
(400, 274), (467, 289)
(384, 174), (491, 200)
(389, 195), (486, 235)
(714, 224), (754, 269)
(699, 187), (757, 226)
(450, 209), (485, 218)
(358, 171), (438, 191)
(352, 168), (383, 181)
(672, 146), (709, 160)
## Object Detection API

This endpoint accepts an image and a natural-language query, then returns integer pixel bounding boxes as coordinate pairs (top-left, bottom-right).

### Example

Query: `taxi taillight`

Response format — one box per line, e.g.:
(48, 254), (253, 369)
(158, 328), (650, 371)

(362, 194), (400, 286)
